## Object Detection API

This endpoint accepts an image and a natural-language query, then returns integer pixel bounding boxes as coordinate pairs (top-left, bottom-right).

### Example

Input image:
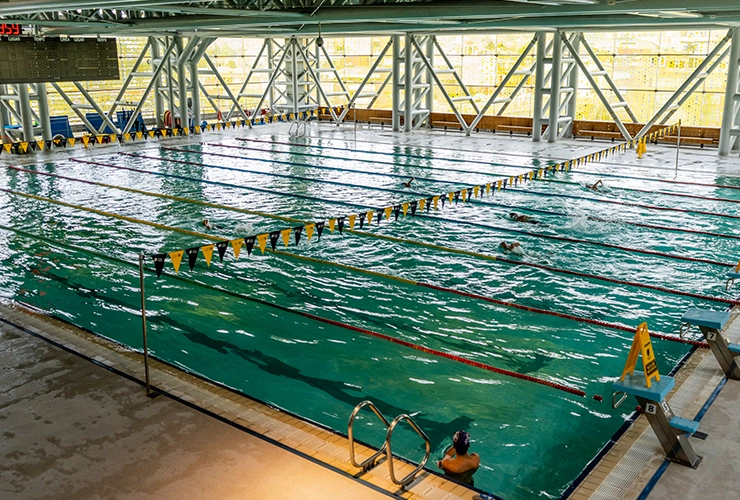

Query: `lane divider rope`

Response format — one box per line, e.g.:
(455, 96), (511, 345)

(9, 165), (736, 306)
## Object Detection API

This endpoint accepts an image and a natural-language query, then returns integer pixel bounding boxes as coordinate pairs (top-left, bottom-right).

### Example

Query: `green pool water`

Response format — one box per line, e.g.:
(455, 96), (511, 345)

(1, 134), (738, 499)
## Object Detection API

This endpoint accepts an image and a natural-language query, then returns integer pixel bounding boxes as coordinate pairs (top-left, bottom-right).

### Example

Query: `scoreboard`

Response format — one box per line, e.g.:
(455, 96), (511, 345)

(0, 35), (120, 84)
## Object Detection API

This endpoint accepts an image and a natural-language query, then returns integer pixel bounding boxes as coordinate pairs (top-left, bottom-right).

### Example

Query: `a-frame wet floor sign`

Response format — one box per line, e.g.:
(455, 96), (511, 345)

(620, 322), (661, 388)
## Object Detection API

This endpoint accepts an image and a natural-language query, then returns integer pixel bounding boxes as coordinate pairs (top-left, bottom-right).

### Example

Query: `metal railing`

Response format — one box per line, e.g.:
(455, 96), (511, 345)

(348, 400), (431, 488)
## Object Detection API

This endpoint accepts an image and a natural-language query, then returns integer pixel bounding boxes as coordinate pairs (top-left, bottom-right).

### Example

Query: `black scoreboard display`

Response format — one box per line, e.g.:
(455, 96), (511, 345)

(0, 35), (119, 84)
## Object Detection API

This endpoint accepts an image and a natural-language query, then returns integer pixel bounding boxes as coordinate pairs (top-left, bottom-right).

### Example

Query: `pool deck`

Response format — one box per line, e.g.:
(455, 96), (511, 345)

(2, 122), (740, 500)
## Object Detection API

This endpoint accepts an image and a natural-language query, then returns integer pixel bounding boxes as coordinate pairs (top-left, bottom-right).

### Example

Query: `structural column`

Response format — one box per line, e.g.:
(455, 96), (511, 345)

(176, 36), (188, 128)
(36, 82), (52, 142)
(426, 36), (434, 128)
(150, 38), (164, 128)
(718, 29), (739, 155)
(404, 33), (414, 132)
(548, 32), (563, 143)
(532, 32), (547, 142)
(17, 84), (34, 142)
(565, 34), (581, 139)
(392, 35), (401, 132)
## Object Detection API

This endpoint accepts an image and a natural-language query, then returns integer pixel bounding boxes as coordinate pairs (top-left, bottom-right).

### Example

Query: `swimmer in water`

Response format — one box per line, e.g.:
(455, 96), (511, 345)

(201, 219), (224, 231)
(509, 212), (541, 225)
(500, 241), (524, 255)
(589, 179), (605, 192)
(402, 177), (415, 188)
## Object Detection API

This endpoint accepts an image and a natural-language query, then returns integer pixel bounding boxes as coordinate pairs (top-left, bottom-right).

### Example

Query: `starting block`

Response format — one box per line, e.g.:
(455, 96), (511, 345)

(725, 260), (740, 290)
(681, 308), (740, 380)
(612, 323), (702, 468)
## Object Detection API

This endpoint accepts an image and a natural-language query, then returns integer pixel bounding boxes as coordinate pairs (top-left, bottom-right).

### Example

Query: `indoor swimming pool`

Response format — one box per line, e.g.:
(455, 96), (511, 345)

(1, 131), (738, 499)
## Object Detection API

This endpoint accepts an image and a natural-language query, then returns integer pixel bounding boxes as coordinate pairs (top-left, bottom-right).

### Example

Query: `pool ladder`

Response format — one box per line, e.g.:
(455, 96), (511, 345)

(347, 400), (431, 488)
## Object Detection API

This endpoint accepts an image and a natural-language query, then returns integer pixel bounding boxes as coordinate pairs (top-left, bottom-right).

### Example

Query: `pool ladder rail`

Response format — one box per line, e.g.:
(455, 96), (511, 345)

(348, 400), (431, 488)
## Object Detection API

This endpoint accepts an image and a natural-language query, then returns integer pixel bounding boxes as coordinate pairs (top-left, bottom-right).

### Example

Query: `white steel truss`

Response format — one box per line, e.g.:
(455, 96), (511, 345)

(338, 38), (393, 122)
(0, 83), (51, 144)
(636, 28), (734, 142)
(719, 28), (740, 155)
(533, 31), (579, 142)
(395, 34), (432, 132)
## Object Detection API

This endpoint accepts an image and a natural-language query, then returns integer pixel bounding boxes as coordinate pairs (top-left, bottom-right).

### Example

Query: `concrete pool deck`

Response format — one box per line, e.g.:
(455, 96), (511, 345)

(2, 122), (740, 500)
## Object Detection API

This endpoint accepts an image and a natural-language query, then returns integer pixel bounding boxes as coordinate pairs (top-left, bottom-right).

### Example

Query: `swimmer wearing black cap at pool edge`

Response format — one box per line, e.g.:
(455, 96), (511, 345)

(437, 430), (480, 486)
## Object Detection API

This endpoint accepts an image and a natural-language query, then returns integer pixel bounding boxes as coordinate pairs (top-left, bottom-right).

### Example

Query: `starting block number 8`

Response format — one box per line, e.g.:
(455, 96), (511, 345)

(645, 403), (658, 414)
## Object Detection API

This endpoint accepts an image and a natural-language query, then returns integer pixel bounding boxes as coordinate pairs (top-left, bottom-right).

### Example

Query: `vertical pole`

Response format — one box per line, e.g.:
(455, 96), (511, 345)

(675, 121), (682, 170)
(404, 33), (413, 132)
(565, 34), (581, 139)
(190, 56), (200, 127)
(426, 36), (434, 128)
(719, 29), (740, 155)
(36, 83), (52, 142)
(176, 36), (188, 128)
(291, 38), (299, 117)
(151, 38), (164, 128)
(548, 32), (563, 143)
(392, 35), (401, 132)
(267, 38), (275, 111)
(0, 86), (6, 146)
(315, 38), (322, 111)
(532, 32), (546, 142)
(18, 84), (35, 143)
(166, 37), (175, 127)
(138, 253), (152, 395)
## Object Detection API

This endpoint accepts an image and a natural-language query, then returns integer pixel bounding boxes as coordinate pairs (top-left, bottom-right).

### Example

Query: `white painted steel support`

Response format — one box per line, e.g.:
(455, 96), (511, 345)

(225, 38), (269, 121)
(392, 35), (402, 132)
(426, 37), (434, 127)
(532, 32), (546, 142)
(404, 34), (414, 133)
(290, 38), (300, 116)
(267, 39), (275, 110)
(431, 36), (480, 115)
(17, 84), (34, 142)
(561, 34), (633, 141)
(250, 40), (291, 120)
(564, 35), (580, 139)
(74, 82), (119, 134)
(637, 28), (734, 142)
(176, 36), (188, 127)
(166, 37), (176, 124)
(36, 83), (52, 142)
(579, 34), (638, 123)
(720, 29), (740, 155)
(122, 39), (177, 135)
(49, 82), (99, 134)
(467, 34), (538, 134)
(548, 32), (563, 143)
(338, 39), (393, 122)
(203, 54), (250, 123)
(0, 85), (6, 145)
(294, 42), (339, 122)
(150, 38), (164, 128)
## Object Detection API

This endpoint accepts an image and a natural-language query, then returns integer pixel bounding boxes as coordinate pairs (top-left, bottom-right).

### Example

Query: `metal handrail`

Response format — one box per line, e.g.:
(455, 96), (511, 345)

(347, 400), (391, 471)
(385, 412), (431, 488)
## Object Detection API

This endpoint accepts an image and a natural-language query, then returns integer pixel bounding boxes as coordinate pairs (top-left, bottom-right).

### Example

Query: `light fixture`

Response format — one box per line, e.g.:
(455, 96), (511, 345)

(316, 23), (323, 47)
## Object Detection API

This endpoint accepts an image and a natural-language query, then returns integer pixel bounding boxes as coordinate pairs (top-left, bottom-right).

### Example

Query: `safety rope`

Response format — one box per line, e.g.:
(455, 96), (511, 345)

(10, 165), (736, 307)
(172, 147), (740, 240)
(70, 157), (736, 268)
(0, 222), (586, 397)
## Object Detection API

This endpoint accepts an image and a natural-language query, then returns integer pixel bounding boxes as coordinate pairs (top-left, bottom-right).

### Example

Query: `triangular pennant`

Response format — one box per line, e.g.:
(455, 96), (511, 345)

(172, 128), (179, 136)
(185, 247), (199, 271)
(366, 210), (374, 225)
(3, 143), (12, 153)
(358, 212), (366, 229)
(426, 197), (432, 212)
(329, 218), (336, 233)
(82, 135), (90, 146)
(410, 200), (417, 217)
(447, 192), (454, 204)
(384, 206), (393, 221)
(473, 186), (479, 198)
(433, 196), (439, 210)
(454, 191), (461, 204)
(294, 226), (303, 245)
(305, 223), (314, 241)
(151, 253), (167, 278)
(419, 198), (426, 212)
(316, 221), (324, 239)
(216, 241), (229, 262)
(36, 140), (44, 151)
(497, 180), (502, 190)
(28, 141), (37, 152)
(169, 250), (184, 273)
(402, 202), (409, 217)
(393, 205), (401, 220)
(486, 183), (491, 195)
(96, 135), (104, 144)
(148, 130), (155, 138)
(194, 126), (201, 134)
(66, 137), (73, 147)
(45, 139), (52, 150)
(270, 230), (281, 250)
(281, 228), (292, 247)
(231, 238), (244, 259)
(349, 214), (357, 230)
(136, 131), (144, 140)
(245, 236), (256, 256)
(461, 189), (467, 202)
(337, 216), (345, 234)
(124, 133), (131, 142)
(257, 233), (268, 254)
(201, 244), (214, 266)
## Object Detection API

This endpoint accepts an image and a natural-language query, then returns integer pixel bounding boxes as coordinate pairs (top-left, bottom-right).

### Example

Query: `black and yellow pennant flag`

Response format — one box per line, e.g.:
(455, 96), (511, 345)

(216, 241), (229, 262)
(337, 216), (345, 234)
(201, 244), (214, 266)
(316, 221), (325, 239)
(294, 226), (303, 245)
(410, 200), (418, 217)
(231, 238), (244, 258)
(281, 228), (292, 247)
(257, 233), (268, 254)
(385, 206), (393, 221)
(169, 250), (184, 273)
(269, 230), (281, 251)
(349, 214), (357, 230)
(186, 247), (199, 271)
(152, 253), (167, 278)
(305, 223), (314, 242)
(245, 236), (256, 256)
(419, 198), (426, 212)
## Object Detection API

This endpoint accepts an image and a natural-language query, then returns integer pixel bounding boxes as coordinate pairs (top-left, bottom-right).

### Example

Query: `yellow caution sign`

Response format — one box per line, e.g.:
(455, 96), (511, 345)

(620, 322), (660, 388)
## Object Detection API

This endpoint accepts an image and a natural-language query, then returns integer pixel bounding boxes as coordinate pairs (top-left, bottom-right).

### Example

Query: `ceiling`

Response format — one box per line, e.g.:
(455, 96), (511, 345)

(1, 0), (739, 37)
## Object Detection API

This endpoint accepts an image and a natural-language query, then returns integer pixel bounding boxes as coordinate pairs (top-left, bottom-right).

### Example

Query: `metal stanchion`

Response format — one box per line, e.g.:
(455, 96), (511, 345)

(675, 121), (682, 171)
(138, 253), (154, 397)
